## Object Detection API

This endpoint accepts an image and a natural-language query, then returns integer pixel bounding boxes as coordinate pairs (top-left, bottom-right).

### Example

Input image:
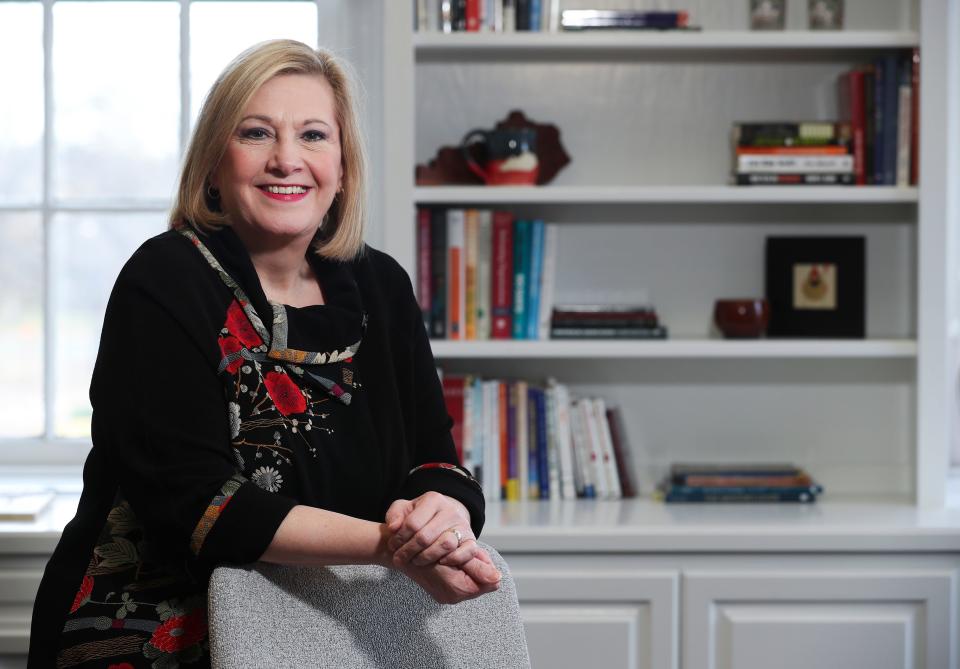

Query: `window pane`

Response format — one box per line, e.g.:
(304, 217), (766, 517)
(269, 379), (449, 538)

(190, 2), (318, 122)
(51, 214), (163, 438)
(0, 214), (44, 437)
(52, 2), (180, 203)
(0, 3), (43, 205)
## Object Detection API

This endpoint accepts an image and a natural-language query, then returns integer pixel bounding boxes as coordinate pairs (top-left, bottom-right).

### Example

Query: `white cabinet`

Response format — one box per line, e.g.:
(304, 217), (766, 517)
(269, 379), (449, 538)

(514, 569), (678, 669)
(683, 569), (957, 669)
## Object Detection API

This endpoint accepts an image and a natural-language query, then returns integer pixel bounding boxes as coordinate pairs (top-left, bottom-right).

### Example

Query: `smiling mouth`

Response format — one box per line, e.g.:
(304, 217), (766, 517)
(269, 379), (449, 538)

(259, 185), (310, 195)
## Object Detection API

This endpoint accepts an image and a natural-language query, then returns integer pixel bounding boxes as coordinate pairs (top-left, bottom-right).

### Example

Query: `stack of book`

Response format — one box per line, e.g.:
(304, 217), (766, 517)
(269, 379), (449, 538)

(441, 374), (638, 501)
(550, 304), (668, 339)
(837, 49), (919, 186)
(415, 0), (563, 32)
(732, 121), (855, 186)
(656, 463), (824, 503)
(417, 208), (557, 341)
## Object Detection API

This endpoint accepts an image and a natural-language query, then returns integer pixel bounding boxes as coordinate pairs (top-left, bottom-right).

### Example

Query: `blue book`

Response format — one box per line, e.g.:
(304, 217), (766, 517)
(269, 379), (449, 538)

(881, 53), (900, 185)
(666, 484), (822, 503)
(512, 221), (531, 339)
(873, 56), (885, 185)
(530, 0), (541, 31)
(527, 387), (539, 498)
(526, 220), (545, 339)
(535, 388), (549, 499)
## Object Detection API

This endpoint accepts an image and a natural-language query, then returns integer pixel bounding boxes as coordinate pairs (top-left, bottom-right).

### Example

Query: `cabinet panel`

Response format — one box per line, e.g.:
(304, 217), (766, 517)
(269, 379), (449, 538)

(512, 568), (678, 669)
(683, 570), (957, 669)
(0, 570), (42, 654)
(522, 605), (643, 669)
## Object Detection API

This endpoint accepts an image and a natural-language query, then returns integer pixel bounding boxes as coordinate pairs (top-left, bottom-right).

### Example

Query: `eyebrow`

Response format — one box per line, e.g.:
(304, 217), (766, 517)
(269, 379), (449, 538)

(239, 114), (334, 129)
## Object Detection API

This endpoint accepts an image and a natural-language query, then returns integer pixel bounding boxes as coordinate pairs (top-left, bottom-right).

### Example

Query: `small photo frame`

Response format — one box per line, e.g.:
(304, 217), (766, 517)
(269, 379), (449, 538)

(765, 236), (865, 338)
(750, 0), (786, 30)
(808, 0), (844, 29)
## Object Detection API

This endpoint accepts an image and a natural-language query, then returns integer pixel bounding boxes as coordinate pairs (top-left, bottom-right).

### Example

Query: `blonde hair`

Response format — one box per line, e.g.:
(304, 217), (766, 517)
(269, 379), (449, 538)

(170, 39), (366, 261)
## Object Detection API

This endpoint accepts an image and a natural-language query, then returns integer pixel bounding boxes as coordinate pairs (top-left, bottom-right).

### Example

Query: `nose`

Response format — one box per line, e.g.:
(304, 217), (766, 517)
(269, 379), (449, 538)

(266, 135), (303, 177)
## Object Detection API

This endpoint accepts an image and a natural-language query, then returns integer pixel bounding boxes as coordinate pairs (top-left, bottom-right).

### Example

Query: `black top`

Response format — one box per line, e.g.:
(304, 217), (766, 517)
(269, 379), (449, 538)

(28, 226), (483, 669)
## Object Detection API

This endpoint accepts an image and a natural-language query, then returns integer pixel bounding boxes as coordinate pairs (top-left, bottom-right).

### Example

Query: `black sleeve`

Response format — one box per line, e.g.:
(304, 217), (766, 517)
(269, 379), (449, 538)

(393, 262), (486, 538)
(90, 272), (296, 567)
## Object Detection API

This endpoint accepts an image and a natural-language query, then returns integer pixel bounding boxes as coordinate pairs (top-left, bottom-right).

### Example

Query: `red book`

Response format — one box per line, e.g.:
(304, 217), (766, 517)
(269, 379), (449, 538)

(441, 375), (466, 463)
(491, 211), (514, 339)
(416, 208), (431, 331)
(910, 48), (920, 185)
(465, 0), (481, 31)
(838, 68), (867, 185)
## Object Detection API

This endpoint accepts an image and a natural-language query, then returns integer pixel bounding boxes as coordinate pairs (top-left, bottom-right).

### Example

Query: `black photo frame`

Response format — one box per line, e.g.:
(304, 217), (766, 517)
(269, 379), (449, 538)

(765, 236), (865, 338)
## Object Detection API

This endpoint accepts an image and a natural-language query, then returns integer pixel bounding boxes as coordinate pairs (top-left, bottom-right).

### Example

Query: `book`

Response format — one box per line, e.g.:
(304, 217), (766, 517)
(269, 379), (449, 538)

(446, 209), (465, 340)
(561, 9), (690, 30)
(526, 220), (545, 340)
(506, 381), (520, 500)
(880, 53), (900, 185)
(592, 398), (622, 500)
(837, 68), (867, 184)
(0, 491), (55, 521)
(429, 208), (447, 339)
(476, 210), (493, 340)
(605, 406), (638, 498)
(535, 387), (550, 499)
(549, 380), (577, 499)
(863, 66), (876, 184)
(910, 48), (920, 185)
(464, 209), (478, 339)
(441, 375), (466, 462)
(512, 220), (531, 339)
(516, 380), (529, 499)
(537, 223), (558, 341)
(736, 154), (854, 173)
(497, 381), (508, 499)
(544, 381), (561, 499)
(416, 208), (431, 333)
(670, 462), (803, 481)
(462, 374), (475, 473)
(552, 315), (660, 328)
(735, 173), (854, 186)
(733, 122), (850, 147)
(465, 0), (481, 31)
(736, 145), (850, 155)
(663, 486), (821, 503)
(873, 55), (886, 184)
(526, 385), (540, 499)
(491, 211), (514, 339)
(550, 326), (669, 339)
(516, 0), (530, 30)
(568, 397), (594, 498)
(896, 63), (912, 187)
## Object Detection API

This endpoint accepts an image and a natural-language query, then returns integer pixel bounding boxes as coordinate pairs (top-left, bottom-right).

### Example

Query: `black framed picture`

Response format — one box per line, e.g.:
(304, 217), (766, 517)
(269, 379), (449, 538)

(765, 236), (865, 338)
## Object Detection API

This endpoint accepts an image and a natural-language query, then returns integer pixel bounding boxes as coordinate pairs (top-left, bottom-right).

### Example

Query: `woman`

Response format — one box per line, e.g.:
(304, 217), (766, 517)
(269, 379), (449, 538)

(29, 40), (499, 668)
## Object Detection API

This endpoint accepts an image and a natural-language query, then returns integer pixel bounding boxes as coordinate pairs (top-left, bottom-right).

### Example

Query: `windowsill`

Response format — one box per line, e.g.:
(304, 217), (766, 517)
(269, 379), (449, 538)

(947, 468), (960, 509)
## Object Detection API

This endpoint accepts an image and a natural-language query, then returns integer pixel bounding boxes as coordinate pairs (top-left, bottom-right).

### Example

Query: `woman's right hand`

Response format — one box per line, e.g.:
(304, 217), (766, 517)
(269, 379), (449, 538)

(394, 551), (501, 605)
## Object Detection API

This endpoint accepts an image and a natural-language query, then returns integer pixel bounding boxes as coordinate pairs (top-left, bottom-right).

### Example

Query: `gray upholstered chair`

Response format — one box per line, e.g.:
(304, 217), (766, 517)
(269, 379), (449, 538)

(207, 542), (531, 668)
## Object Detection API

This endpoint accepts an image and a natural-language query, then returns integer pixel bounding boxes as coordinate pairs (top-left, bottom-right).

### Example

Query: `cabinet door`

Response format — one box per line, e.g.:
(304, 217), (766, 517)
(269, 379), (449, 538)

(513, 569), (678, 669)
(683, 569), (957, 669)
(0, 567), (43, 654)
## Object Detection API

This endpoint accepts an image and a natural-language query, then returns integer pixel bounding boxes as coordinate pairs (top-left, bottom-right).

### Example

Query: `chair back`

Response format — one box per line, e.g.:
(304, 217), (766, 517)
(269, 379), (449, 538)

(208, 542), (531, 668)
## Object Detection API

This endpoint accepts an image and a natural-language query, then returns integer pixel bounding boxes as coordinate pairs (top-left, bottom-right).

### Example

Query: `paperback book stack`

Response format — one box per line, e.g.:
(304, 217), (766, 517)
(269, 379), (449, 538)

(837, 49), (920, 186)
(440, 374), (639, 501)
(656, 463), (824, 503)
(417, 208), (558, 341)
(732, 121), (855, 186)
(550, 304), (668, 340)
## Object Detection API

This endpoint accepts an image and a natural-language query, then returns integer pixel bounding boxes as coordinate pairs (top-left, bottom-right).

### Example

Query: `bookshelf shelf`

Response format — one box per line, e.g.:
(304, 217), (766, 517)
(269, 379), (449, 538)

(414, 30), (920, 54)
(429, 339), (918, 359)
(414, 185), (919, 205)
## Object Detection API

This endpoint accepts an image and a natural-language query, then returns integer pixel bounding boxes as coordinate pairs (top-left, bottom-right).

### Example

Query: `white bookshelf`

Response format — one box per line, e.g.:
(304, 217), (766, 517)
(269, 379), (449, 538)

(415, 185), (919, 205)
(414, 30), (919, 52)
(429, 339), (918, 359)
(381, 0), (959, 509)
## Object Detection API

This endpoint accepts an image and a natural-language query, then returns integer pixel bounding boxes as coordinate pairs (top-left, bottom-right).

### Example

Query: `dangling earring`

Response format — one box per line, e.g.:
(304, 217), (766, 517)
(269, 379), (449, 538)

(207, 184), (220, 200)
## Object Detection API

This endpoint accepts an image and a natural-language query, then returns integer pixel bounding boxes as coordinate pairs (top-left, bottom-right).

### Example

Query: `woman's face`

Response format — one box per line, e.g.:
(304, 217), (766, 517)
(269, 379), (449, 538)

(211, 73), (344, 243)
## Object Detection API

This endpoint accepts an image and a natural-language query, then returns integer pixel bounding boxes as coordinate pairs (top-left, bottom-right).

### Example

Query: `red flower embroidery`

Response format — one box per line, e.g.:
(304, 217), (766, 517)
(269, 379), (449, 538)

(218, 335), (244, 374)
(263, 371), (306, 416)
(225, 300), (262, 349)
(150, 609), (207, 653)
(70, 575), (94, 613)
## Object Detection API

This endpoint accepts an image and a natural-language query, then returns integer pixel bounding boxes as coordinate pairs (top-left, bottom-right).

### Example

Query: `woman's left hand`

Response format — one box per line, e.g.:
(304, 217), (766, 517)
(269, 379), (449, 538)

(385, 492), (474, 567)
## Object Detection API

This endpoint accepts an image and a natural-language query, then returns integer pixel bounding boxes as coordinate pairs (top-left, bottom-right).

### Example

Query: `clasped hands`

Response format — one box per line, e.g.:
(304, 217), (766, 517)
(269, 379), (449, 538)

(384, 491), (501, 605)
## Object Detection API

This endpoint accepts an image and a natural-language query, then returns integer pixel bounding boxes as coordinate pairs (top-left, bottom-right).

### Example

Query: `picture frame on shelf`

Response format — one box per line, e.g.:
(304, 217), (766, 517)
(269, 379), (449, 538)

(765, 236), (865, 338)
(749, 0), (786, 30)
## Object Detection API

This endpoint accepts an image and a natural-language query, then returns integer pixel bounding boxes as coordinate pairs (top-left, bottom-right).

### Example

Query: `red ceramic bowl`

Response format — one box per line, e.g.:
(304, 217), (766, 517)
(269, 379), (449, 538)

(714, 298), (770, 338)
